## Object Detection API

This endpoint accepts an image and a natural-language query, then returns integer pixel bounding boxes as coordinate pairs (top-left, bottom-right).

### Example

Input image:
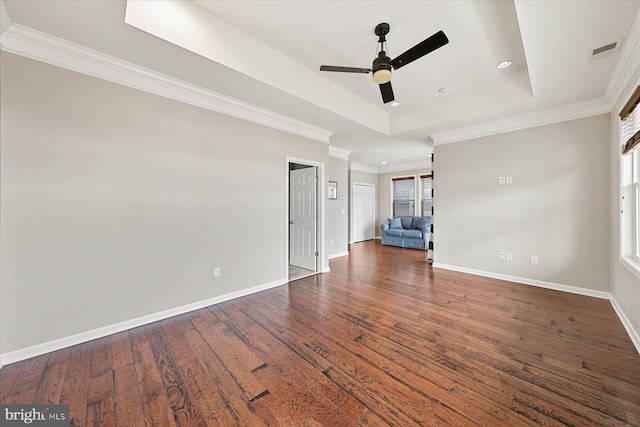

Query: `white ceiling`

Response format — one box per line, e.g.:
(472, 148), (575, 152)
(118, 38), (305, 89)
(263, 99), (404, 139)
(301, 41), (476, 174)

(2, 0), (640, 171)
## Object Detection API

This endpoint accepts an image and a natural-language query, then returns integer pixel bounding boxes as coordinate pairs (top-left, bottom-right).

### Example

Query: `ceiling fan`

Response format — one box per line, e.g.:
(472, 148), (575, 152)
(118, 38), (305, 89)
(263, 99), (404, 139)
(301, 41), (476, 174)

(320, 23), (449, 104)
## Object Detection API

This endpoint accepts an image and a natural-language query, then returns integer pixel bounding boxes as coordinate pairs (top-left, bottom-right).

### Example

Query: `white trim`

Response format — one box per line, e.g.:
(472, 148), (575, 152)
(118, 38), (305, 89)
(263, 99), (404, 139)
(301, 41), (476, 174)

(605, 10), (640, 107)
(0, 278), (286, 367)
(610, 296), (640, 355)
(349, 161), (434, 176)
(378, 161), (431, 175)
(328, 251), (349, 259)
(329, 146), (350, 160)
(621, 256), (640, 281)
(431, 98), (610, 145)
(0, 22), (333, 144)
(349, 162), (379, 174)
(432, 262), (612, 299)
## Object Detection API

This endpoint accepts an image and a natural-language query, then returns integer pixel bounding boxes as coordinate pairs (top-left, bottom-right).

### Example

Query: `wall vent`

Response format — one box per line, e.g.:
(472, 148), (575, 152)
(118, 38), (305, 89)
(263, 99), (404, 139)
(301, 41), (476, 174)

(589, 39), (622, 61)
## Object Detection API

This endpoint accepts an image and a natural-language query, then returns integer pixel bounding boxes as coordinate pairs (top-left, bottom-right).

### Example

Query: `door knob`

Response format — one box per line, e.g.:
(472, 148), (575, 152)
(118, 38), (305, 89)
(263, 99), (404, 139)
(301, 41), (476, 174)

(289, 220), (294, 224)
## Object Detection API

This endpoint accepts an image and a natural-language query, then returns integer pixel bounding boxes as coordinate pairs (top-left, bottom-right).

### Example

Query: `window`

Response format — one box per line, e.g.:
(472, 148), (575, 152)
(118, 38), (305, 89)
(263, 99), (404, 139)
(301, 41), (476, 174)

(390, 174), (432, 218)
(392, 176), (415, 216)
(420, 174), (433, 217)
(633, 149), (640, 260)
(620, 86), (640, 270)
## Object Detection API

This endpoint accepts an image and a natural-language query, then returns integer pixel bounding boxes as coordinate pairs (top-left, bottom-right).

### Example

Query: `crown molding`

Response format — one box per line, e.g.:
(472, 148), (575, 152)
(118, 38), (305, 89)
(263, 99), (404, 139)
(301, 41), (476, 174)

(431, 97), (610, 145)
(0, 21), (334, 144)
(605, 9), (640, 108)
(349, 162), (379, 174)
(378, 160), (431, 175)
(329, 146), (350, 160)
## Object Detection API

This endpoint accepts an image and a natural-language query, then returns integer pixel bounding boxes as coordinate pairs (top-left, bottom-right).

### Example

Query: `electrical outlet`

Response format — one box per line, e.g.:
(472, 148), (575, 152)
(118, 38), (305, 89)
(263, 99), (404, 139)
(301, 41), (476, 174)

(507, 252), (513, 261)
(498, 251), (506, 260)
(213, 267), (221, 277)
(499, 176), (506, 185)
(530, 256), (538, 265)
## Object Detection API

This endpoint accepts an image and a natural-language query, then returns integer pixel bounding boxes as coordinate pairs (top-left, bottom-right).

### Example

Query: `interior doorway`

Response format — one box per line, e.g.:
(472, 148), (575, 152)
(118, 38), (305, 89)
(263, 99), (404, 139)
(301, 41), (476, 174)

(289, 162), (318, 280)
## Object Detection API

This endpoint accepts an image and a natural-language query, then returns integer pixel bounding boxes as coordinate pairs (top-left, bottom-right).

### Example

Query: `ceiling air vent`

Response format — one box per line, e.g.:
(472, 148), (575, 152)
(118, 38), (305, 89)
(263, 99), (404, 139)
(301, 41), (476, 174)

(589, 39), (622, 61)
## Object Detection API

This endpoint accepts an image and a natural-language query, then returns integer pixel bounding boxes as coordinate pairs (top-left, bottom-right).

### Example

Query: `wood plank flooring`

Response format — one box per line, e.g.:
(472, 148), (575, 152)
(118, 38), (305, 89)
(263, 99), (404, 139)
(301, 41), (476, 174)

(2, 240), (640, 426)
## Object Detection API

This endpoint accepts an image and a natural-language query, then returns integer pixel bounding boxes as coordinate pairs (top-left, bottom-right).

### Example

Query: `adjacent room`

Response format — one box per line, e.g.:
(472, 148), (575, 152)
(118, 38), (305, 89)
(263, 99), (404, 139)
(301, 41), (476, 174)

(1, 1), (640, 425)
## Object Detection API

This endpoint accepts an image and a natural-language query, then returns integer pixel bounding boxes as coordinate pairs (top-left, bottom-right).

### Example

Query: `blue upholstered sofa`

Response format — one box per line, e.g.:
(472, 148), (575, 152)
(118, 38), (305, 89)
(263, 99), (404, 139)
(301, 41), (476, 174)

(380, 216), (431, 250)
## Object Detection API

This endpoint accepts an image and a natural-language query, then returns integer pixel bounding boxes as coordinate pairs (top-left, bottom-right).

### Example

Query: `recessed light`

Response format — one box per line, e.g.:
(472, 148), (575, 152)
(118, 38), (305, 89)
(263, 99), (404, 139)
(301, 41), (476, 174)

(438, 87), (450, 94)
(381, 161), (387, 165)
(390, 101), (400, 107)
(497, 60), (513, 70)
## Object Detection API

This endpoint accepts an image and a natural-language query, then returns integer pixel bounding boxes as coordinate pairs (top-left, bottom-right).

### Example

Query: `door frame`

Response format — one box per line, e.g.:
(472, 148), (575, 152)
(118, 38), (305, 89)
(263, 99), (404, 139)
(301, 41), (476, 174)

(286, 157), (327, 280)
(350, 182), (376, 244)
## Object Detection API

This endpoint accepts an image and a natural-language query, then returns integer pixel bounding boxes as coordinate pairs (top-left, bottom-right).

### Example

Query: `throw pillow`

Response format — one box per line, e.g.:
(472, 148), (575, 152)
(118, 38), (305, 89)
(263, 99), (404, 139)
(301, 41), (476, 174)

(388, 217), (402, 229)
(411, 217), (424, 229)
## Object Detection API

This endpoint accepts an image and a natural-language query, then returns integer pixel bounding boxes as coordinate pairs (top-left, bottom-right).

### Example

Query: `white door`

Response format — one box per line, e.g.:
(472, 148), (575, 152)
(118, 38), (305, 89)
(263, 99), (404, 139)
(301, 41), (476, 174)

(363, 184), (375, 240)
(352, 184), (375, 242)
(353, 184), (365, 242)
(290, 167), (317, 270)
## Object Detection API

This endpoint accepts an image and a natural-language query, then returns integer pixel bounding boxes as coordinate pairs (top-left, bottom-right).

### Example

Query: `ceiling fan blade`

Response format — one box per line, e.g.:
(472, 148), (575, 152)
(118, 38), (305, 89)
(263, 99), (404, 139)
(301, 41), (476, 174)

(320, 65), (372, 74)
(391, 30), (448, 70)
(379, 82), (395, 104)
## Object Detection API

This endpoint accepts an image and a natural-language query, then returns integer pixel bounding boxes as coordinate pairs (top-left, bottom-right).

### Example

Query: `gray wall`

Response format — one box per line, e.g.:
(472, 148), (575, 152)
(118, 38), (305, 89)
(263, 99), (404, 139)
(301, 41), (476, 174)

(327, 156), (349, 257)
(434, 115), (610, 292)
(0, 52), (329, 354)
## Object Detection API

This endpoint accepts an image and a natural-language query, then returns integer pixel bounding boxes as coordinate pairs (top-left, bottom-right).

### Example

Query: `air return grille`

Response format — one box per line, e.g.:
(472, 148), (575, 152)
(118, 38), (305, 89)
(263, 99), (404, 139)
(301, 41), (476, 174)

(590, 40), (622, 60)
(593, 42), (617, 56)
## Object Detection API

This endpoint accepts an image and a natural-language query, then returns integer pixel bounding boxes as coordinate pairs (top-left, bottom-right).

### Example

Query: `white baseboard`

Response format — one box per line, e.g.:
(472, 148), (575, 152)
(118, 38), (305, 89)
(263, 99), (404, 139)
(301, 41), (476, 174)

(0, 278), (287, 368)
(433, 262), (640, 356)
(328, 251), (349, 259)
(610, 297), (640, 355)
(432, 262), (612, 299)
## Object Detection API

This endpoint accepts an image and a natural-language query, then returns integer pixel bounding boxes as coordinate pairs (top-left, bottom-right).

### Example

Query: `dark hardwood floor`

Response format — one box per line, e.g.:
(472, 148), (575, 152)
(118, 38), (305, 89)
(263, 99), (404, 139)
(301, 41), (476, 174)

(2, 240), (640, 426)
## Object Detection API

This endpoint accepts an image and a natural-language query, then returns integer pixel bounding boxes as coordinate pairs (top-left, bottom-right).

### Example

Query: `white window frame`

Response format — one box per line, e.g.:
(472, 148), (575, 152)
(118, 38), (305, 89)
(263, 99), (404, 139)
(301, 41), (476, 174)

(633, 148), (640, 262)
(620, 118), (640, 277)
(419, 174), (433, 218)
(389, 173), (432, 218)
(390, 175), (417, 217)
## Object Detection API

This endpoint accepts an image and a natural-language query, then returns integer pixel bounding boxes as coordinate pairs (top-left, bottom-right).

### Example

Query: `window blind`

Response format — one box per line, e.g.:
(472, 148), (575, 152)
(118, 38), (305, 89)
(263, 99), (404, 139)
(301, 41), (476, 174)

(392, 177), (415, 216)
(420, 174), (432, 217)
(621, 86), (640, 155)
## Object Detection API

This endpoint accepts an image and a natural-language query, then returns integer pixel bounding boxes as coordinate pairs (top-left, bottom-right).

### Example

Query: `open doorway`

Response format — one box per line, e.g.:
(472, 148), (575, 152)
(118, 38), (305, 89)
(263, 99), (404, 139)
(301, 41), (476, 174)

(288, 162), (318, 280)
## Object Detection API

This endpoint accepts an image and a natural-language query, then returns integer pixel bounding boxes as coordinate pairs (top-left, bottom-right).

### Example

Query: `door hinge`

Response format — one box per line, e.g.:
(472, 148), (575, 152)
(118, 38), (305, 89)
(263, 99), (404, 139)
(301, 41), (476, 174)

(315, 251), (319, 257)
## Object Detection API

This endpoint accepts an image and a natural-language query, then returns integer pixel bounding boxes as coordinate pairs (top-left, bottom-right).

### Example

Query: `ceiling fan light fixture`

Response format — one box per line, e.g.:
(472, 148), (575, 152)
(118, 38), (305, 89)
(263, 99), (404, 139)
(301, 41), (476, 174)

(372, 68), (392, 84)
